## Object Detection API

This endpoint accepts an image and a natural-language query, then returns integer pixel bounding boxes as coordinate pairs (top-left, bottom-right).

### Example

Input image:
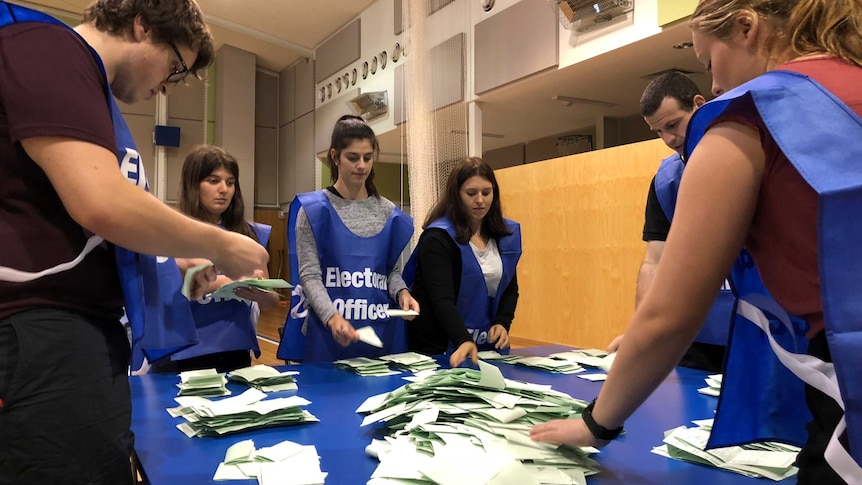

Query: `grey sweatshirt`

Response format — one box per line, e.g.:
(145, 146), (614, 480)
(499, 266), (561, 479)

(295, 189), (409, 326)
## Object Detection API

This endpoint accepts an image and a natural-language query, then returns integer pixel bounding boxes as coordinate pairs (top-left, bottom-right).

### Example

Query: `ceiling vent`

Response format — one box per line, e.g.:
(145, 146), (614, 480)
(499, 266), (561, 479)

(346, 92), (388, 122)
(550, 0), (634, 32)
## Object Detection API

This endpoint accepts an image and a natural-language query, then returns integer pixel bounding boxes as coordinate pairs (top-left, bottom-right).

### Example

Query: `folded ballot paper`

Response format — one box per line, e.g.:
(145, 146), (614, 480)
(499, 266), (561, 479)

(213, 439), (327, 485)
(652, 419), (800, 481)
(384, 309), (420, 318)
(168, 388), (318, 438)
(181, 262), (292, 304)
(228, 365), (299, 392)
(359, 361), (600, 485)
(356, 325), (384, 348)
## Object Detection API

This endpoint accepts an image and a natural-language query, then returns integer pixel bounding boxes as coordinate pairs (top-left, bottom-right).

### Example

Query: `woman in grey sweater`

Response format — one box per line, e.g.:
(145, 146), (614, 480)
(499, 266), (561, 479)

(278, 115), (419, 362)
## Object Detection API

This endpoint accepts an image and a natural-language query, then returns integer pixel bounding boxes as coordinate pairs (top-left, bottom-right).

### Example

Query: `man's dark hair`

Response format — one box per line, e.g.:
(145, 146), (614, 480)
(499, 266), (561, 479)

(639, 71), (703, 117)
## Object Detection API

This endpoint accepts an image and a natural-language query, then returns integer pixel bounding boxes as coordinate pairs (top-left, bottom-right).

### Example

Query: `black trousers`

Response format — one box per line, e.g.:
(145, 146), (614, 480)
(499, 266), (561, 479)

(0, 309), (133, 485)
(796, 330), (850, 485)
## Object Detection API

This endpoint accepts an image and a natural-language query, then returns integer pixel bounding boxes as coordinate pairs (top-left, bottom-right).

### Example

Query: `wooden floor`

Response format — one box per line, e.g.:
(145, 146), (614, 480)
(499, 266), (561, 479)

(252, 303), (550, 366)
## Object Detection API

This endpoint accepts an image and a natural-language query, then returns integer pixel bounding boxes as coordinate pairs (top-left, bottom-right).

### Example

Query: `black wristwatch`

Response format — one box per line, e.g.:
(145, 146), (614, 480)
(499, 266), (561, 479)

(582, 399), (624, 440)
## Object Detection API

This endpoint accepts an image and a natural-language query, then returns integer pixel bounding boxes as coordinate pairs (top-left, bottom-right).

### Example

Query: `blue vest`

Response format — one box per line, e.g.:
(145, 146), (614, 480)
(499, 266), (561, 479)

(0, 2), (199, 370)
(404, 218), (522, 352)
(169, 222), (271, 361)
(685, 70), (862, 468)
(654, 153), (735, 347)
(250, 222), (272, 248)
(276, 191), (413, 362)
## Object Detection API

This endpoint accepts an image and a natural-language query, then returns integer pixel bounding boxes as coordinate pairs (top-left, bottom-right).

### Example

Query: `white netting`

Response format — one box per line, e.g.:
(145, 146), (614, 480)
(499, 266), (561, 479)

(402, 1), (469, 241)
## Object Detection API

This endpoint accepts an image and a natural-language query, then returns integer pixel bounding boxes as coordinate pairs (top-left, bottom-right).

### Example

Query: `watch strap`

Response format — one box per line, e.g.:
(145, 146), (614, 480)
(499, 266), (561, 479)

(582, 399), (624, 440)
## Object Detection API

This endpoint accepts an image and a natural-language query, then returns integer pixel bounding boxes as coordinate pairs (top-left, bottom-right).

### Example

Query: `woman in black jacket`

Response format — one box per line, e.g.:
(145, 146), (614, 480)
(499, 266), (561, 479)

(405, 157), (521, 367)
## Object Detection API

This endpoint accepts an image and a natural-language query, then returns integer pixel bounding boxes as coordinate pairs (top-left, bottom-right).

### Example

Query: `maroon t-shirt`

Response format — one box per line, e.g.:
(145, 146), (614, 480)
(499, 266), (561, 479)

(714, 57), (862, 336)
(0, 22), (125, 321)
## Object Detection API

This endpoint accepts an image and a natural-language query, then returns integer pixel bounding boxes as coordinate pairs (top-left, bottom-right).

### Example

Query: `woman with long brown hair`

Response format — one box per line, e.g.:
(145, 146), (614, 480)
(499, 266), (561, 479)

(531, 1), (862, 481)
(404, 157), (522, 368)
(155, 144), (277, 373)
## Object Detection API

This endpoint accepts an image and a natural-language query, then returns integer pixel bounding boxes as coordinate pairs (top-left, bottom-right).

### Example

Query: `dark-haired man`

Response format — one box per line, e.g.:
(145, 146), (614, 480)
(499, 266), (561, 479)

(608, 71), (730, 371)
(0, 1), (268, 482)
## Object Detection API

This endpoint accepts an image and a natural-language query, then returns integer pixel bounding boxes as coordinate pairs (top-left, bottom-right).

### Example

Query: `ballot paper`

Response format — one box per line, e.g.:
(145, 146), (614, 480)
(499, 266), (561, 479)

(213, 439), (327, 484)
(181, 263), (215, 299)
(652, 419), (800, 481)
(576, 373), (608, 382)
(384, 309), (420, 318)
(356, 326), (384, 348)
(228, 365), (299, 392)
(357, 363), (599, 484)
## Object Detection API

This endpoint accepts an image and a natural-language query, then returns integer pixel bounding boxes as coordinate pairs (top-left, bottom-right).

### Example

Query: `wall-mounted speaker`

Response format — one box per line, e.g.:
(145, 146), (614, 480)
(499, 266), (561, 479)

(153, 125), (181, 147)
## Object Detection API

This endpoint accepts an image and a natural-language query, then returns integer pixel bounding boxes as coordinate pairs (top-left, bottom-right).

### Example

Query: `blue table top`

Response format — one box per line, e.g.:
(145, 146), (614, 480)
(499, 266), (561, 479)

(131, 345), (791, 484)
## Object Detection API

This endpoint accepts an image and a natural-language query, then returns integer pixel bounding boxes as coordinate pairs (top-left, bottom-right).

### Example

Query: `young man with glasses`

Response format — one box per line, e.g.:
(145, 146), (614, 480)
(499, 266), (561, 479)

(0, 1), (269, 483)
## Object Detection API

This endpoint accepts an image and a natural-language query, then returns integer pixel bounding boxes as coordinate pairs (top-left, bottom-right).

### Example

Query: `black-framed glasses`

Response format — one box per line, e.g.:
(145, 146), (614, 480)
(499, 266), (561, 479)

(165, 41), (189, 84)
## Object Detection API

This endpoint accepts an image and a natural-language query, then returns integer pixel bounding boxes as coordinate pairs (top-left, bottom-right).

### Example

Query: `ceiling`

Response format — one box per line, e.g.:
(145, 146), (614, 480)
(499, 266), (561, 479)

(15, 0), (376, 71)
(477, 19), (711, 152)
(17, 0), (712, 156)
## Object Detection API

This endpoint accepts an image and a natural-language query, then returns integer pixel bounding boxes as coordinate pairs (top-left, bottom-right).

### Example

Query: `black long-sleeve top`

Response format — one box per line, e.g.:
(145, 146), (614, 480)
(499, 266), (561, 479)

(407, 228), (519, 355)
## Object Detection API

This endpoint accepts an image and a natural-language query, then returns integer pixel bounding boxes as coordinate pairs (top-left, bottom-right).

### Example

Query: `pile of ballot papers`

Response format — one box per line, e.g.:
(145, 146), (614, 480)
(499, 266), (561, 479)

(334, 357), (400, 376)
(358, 361), (600, 485)
(228, 365), (299, 392)
(652, 419), (800, 481)
(478, 351), (584, 375)
(334, 352), (441, 376)
(697, 374), (722, 397)
(168, 388), (318, 437)
(378, 352), (441, 373)
(547, 349), (616, 372)
(177, 368), (230, 397)
(181, 262), (292, 304)
(213, 439), (326, 485)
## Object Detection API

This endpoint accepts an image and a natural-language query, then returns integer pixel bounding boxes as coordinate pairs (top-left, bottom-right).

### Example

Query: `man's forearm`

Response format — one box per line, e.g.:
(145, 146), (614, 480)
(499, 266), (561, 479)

(634, 261), (657, 308)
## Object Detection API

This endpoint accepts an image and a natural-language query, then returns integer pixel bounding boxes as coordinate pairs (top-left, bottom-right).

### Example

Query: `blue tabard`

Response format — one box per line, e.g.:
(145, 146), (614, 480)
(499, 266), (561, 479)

(276, 191), (413, 362)
(654, 153), (735, 347)
(168, 222), (271, 361)
(685, 70), (862, 473)
(0, 2), (199, 371)
(250, 222), (272, 248)
(276, 199), (307, 361)
(408, 218), (522, 352)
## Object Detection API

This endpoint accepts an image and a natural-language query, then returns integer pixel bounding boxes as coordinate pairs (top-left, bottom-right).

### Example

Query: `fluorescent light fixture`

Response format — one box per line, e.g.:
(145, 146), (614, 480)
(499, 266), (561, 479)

(450, 130), (504, 139)
(552, 95), (617, 109)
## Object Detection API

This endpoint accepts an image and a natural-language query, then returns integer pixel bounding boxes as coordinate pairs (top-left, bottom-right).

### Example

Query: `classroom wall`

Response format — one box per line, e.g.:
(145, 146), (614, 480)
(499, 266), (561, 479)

(493, 138), (673, 349)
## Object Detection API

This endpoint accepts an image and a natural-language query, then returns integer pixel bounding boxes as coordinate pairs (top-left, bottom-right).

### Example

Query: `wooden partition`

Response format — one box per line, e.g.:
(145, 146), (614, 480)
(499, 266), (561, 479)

(494, 139), (672, 349)
(253, 208), (288, 281)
